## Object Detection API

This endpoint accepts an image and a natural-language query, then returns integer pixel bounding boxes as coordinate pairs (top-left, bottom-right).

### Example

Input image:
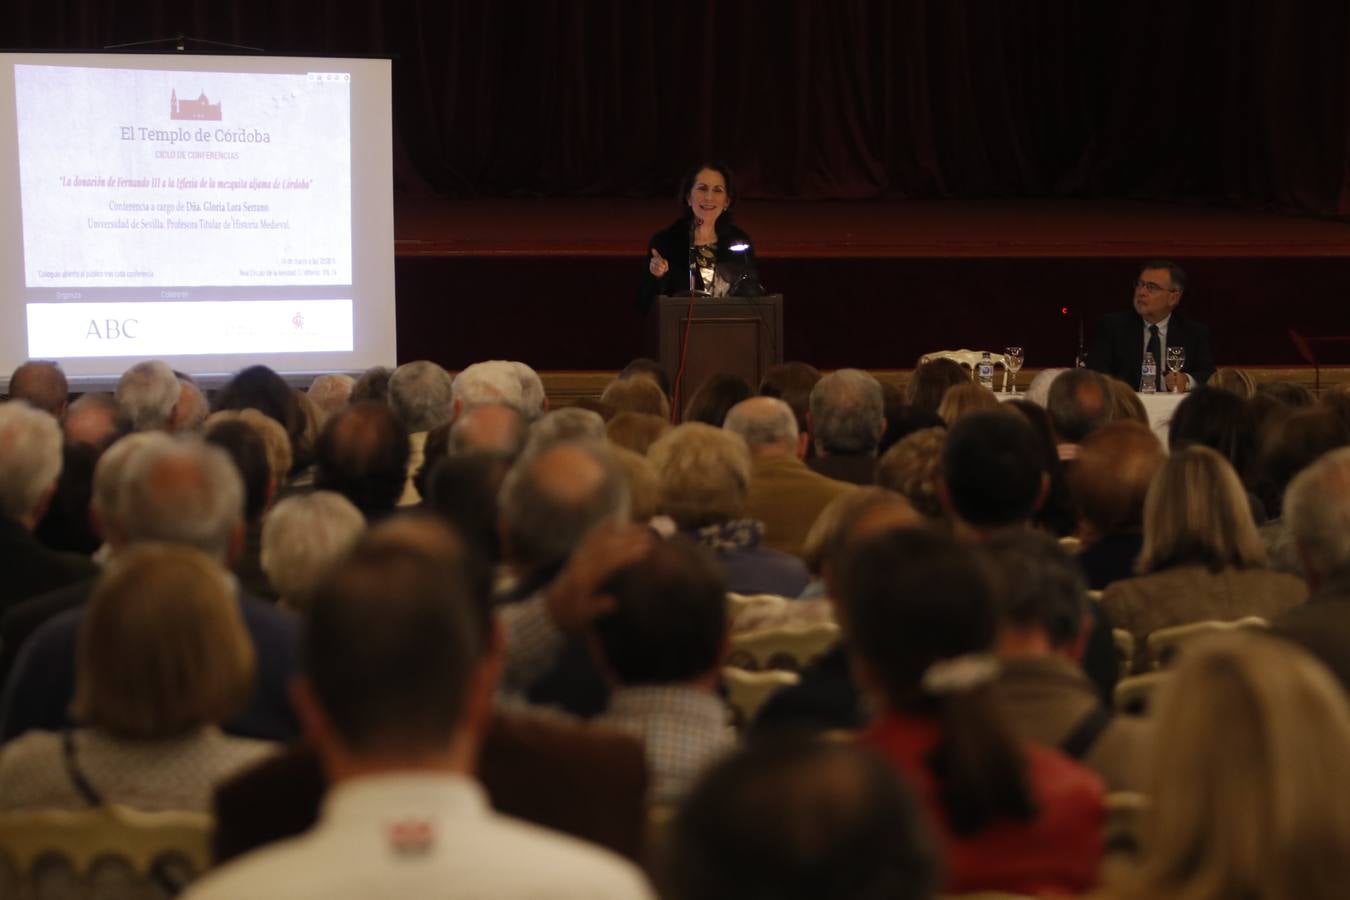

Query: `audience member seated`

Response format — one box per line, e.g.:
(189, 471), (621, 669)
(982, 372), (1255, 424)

(592, 537), (734, 806)
(387, 360), (455, 506)
(447, 402), (528, 463)
(451, 359), (525, 416)
(1270, 447), (1350, 691)
(1, 437), (300, 742)
(682, 373), (752, 427)
(8, 360), (68, 417)
(312, 401), (410, 522)
(1004, 398), (1077, 537)
(496, 441), (632, 716)
(305, 373), (354, 428)
(185, 535), (654, 900)
(875, 426), (947, 521)
(1070, 421), (1166, 589)
(1109, 634), (1350, 900)
(937, 382), (999, 425)
(844, 528), (1104, 896)
(508, 360), (548, 422)
(1257, 379), (1313, 408)
(1254, 407), (1350, 575)
(660, 738), (938, 900)
(174, 372), (211, 434)
(608, 445), (661, 525)
(618, 357), (672, 399)
(1168, 387), (1262, 518)
(349, 365), (392, 403)
(1023, 366), (1066, 408)
(806, 369), (886, 485)
(724, 396), (854, 558)
(939, 409), (1047, 542)
(1105, 375), (1149, 425)
(905, 357), (970, 418)
(1101, 446), (1307, 670)
(63, 392), (125, 449)
(752, 489), (920, 735)
(0, 545), (276, 812)
(605, 411), (670, 455)
(33, 441), (102, 556)
(204, 416), (278, 601)
(213, 365), (306, 471)
(981, 531), (1152, 791)
(260, 492), (366, 612)
(1046, 367), (1111, 460)
(1210, 365), (1256, 399)
(648, 423), (809, 596)
(524, 406), (607, 456)
(115, 359), (183, 432)
(601, 375), (671, 420)
(0, 403), (98, 615)
(758, 361), (821, 453)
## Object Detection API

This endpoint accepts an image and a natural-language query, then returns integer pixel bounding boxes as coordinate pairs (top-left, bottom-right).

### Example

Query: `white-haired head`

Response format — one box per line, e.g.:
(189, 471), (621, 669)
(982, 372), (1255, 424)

(0, 401), (64, 525)
(453, 361), (525, 413)
(509, 361), (547, 421)
(115, 360), (180, 431)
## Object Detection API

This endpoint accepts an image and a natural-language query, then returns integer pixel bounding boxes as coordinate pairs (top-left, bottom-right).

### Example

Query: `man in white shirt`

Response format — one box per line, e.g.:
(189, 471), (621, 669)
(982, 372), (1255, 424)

(185, 531), (654, 900)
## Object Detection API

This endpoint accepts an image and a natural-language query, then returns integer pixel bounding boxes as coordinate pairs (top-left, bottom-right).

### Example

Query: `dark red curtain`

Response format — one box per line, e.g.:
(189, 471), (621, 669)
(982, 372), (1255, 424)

(5, 0), (1348, 215)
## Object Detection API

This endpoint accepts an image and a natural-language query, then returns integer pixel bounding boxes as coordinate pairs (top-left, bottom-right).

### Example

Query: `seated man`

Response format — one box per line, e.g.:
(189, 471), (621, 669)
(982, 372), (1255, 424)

(1069, 421), (1166, 589)
(1086, 259), (1215, 391)
(981, 531), (1152, 791)
(186, 533), (653, 899)
(592, 537), (735, 807)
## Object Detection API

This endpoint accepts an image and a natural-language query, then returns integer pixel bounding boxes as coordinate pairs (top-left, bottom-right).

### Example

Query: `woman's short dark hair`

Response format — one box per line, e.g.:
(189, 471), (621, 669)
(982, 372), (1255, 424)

(678, 162), (738, 220)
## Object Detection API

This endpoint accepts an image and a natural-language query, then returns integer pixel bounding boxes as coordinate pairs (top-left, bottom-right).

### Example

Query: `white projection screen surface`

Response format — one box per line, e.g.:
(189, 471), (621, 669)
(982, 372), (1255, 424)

(0, 52), (395, 388)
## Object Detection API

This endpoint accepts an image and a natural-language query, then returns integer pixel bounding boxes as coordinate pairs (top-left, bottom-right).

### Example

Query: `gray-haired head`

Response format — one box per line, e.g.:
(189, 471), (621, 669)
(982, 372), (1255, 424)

(307, 374), (355, 427)
(173, 376), (209, 433)
(1024, 368), (1068, 409)
(724, 396), (799, 452)
(115, 360), (180, 432)
(0, 401), (64, 524)
(448, 402), (528, 461)
(498, 441), (630, 571)
(1286, 447), (1350, 584)
(115, 436), (245, 562)
(261, 490), (367, 611)
(809, 369), (884, 456)
(64, 392), (123, 449)
(509, 361), (547, 422)
(388, 361), (456, 434)
(453, 361), (524, 412)
(523, 407), (607, 456)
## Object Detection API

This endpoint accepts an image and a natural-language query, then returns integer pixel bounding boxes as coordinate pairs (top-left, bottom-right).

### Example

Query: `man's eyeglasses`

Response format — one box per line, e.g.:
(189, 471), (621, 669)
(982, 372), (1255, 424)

(1134, 279), (1179, 293)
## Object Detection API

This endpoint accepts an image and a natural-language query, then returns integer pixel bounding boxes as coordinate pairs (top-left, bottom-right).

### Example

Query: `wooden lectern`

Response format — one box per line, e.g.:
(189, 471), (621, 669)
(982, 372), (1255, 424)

(657, 294), (783, 415)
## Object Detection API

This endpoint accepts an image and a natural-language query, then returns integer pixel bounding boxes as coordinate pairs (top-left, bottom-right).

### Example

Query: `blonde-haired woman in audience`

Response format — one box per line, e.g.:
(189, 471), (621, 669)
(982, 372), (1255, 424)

(874, 426), (948, 520)
(648, 423), (809, 596)
(1110, 633), (1350, 900)
(605, 410), (670, 455)
(1210, 366), (1257, 399)
(1105, 376), (1149, 425)
(261, 491), (367, 612)
(1101, 446), (1306, 669)
(937, 382), (1000, 426)
(0, 544), (275, 812)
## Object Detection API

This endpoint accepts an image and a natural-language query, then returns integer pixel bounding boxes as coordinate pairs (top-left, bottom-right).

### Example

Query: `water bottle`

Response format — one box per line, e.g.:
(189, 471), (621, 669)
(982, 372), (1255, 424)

(978, 351), (994, 390)
(1140, 352), (1157, 394)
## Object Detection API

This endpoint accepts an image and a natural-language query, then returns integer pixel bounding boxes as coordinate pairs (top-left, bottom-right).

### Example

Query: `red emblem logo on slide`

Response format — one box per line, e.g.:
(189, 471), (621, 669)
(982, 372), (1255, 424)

(292, 313), (305, 329)
(170, 89), (222, 121)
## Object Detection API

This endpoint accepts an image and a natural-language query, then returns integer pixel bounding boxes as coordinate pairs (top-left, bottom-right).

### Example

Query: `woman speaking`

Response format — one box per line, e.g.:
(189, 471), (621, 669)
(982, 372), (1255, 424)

(639, 163), (758, 314)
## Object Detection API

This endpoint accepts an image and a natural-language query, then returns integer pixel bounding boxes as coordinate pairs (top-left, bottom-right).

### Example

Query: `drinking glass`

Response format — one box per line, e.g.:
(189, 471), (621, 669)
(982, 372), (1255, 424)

(1166, 347), (1185, 392)
(1004, 346), (1024, 394)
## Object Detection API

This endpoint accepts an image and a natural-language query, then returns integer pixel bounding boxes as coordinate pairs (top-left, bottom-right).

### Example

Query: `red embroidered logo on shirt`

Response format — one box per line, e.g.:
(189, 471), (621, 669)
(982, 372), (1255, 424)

(387, 819), (435, 856)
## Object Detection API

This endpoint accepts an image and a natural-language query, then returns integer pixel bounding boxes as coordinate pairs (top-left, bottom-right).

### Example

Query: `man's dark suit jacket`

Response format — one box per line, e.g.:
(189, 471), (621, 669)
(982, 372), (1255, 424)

(1086, 311), (1215, 387)
(1270, 574), (1350, 693)
(0, 579), (300, 742)
(0, 516), (97, 622)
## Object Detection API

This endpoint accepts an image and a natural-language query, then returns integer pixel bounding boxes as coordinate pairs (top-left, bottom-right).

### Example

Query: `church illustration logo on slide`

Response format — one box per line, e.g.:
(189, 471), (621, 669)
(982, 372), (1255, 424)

(170, 89), (222, 121)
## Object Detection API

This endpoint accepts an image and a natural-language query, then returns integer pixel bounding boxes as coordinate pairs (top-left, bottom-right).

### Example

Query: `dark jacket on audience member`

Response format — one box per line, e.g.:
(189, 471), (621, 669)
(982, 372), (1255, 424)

(1076, 532), (1145, 591)
(212, 714), (650, 866)
(0, 516), (98, 624)
(1270, 573), (1350, 693)
(0, 581), (300, 742)
(751, 645), (866, 735)
(806, 453), (877, 487)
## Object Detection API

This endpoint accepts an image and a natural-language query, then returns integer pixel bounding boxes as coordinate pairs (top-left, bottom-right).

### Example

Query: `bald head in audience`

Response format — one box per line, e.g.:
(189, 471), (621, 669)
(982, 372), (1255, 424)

(63, 393), (124, 448)
(448, 403), (528, 461)
(8, 361), (68, 417)
(313, 401), (411, 521)
(724, 396), (808, 459)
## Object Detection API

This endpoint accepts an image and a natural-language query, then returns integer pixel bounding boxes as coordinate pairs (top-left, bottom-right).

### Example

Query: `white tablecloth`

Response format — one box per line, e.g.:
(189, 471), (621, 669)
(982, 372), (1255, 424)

(997, 389), (1183, 449)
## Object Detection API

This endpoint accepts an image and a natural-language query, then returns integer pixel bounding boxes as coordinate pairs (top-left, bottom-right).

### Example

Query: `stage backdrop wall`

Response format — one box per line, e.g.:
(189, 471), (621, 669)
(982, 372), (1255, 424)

(5, 1), (1349, 216)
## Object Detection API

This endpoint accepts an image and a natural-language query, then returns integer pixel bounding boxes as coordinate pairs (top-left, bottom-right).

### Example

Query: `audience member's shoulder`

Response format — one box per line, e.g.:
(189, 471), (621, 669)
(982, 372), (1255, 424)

(1024, 740), (1107, 807)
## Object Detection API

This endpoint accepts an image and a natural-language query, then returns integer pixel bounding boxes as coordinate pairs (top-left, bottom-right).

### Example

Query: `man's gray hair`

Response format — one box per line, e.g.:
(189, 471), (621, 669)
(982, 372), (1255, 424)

(1286, 447), (1350, 580)
(261, 490), (367, 610)
(524, 407), (606, 456)
(388, 361), (455, 433)
(0, 401), (64, 521)
(175, 376), (209, 433)
(448, 403), (528, 460)
(498, 440), (630, 570)
(307, 374), (355, 426)
(453, 360), (524, 411)
(509, 361), (547, 421)
(92, 432), (175, 527)
(117, 436), (244, 561)
(809, 369), (884, 455)
(724, 397), (798, 447)
(115, 360), (180, 431)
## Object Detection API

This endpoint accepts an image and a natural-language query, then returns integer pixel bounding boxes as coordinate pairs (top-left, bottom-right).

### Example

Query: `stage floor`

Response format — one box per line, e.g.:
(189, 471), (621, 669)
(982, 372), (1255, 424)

(394, 196), (1350, 259)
